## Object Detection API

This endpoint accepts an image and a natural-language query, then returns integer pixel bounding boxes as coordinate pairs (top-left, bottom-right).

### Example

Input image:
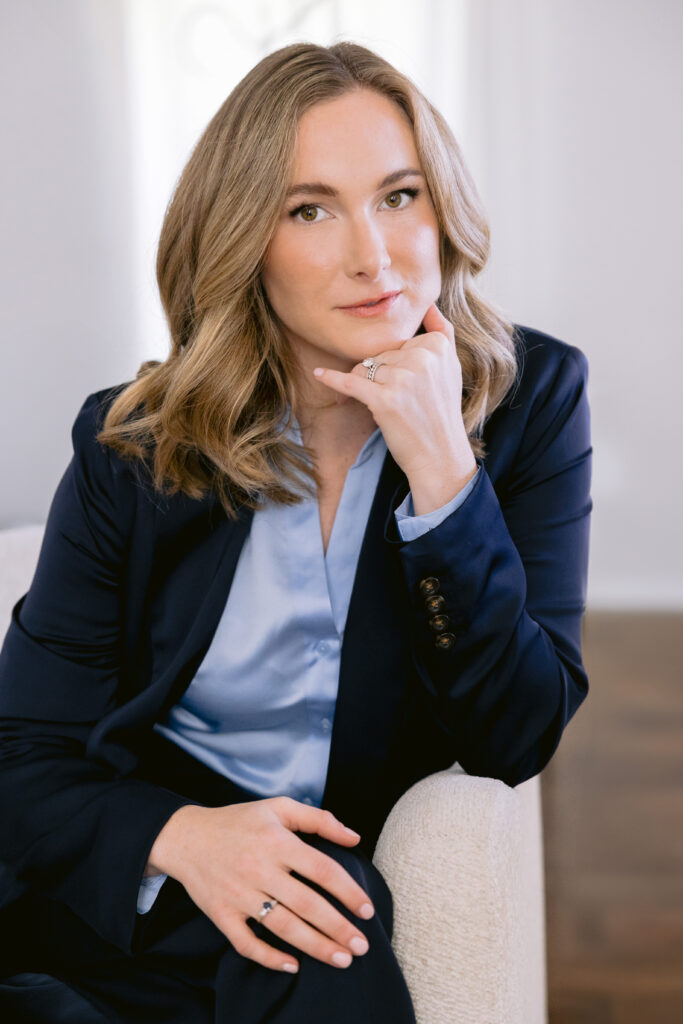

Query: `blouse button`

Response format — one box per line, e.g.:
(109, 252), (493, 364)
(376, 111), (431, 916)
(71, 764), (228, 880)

(425, 594), (445, 614)
(428, 614), (451, 633)
(434, 632), (457, 650)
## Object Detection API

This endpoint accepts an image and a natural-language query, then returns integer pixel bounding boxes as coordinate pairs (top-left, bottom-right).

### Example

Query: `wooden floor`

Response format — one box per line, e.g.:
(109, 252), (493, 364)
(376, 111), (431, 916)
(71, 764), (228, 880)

(541, 611), (683, 1023)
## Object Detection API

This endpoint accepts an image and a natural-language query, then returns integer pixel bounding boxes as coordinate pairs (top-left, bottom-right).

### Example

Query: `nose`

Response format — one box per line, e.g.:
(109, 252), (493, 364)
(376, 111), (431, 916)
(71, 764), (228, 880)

(344, 214), (391, 280)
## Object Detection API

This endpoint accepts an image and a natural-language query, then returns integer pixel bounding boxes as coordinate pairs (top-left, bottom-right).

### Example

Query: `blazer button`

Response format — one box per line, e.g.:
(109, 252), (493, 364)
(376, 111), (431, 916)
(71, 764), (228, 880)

(425, 594), (445, 614)
(434, 632), (456, 650)
(428, 614), (451, 633)
(419, 577), (440, 597)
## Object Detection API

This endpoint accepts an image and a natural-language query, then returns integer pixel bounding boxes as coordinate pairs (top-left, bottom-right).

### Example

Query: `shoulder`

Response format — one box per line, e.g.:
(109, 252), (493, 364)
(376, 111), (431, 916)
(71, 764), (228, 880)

(69, 382), (219, 525)
(491, 323), (589, 425)
(69, 381), (138, 490)
(482, 325), (590, 484)
(510, 324), (589, 407)
(71, 381), (133, 440)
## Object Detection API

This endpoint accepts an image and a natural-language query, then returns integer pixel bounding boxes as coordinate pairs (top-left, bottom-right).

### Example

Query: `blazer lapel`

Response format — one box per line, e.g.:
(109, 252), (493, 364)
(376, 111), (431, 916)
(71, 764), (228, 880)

(88, 500), (255, 769)
(322, 448), (412, 812)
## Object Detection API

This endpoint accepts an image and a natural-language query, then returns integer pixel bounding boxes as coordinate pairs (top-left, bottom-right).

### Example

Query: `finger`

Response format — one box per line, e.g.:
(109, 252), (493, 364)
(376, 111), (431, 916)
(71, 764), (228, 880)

(313, 361), (414, 399)
(349, 346), (443, 382)
(421, 301), (455, 339)
(274, 871), (370, 958)
(252, 896), (361, 969)
(349, 353), (405, 377)
(287, 838), (375, 921)
(312, 364), (380, 406)
(273, 798), (362, 847)
(224, 915), (300, 974)
(271, 801), (375, 920)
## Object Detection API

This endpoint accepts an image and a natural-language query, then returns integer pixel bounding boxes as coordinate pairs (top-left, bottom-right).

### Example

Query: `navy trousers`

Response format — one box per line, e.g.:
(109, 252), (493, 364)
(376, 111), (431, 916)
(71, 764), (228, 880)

(0, 734), (417, 1023)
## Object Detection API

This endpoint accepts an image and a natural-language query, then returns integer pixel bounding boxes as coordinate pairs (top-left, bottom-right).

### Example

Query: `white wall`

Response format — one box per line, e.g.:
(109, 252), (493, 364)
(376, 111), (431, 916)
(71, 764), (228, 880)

(463, 0), (683, 609)
(1, 0), (681, 609)
(0, 0), (138, 524)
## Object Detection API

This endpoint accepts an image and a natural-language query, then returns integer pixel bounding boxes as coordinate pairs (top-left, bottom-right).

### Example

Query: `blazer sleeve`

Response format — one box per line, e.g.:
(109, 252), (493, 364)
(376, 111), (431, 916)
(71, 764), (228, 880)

(387, 346), (593, 787)
(0, 394), (196, 955)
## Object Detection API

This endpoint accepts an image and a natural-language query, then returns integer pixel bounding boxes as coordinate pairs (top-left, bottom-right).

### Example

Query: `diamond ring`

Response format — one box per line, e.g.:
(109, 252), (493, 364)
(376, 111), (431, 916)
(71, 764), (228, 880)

(361, 358), (383, 382)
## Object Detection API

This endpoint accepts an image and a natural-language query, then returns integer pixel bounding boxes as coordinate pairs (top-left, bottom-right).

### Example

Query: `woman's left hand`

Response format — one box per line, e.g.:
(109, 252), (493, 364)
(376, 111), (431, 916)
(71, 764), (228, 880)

(312, 303), (477, 503)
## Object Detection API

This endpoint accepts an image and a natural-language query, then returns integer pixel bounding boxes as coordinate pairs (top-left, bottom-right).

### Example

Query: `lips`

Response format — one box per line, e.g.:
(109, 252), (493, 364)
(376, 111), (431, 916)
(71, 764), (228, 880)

(338, 292), (401, 318)
(340, 290), (401, 309)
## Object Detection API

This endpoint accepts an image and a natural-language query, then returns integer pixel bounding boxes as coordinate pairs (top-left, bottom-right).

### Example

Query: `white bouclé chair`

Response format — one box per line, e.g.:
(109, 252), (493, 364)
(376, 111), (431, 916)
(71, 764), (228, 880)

(0, 524), (548, 1023)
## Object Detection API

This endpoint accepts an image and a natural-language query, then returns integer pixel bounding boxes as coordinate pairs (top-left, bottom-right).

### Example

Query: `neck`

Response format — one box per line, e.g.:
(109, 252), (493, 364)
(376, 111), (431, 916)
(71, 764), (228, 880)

(291, 388), (377, 463)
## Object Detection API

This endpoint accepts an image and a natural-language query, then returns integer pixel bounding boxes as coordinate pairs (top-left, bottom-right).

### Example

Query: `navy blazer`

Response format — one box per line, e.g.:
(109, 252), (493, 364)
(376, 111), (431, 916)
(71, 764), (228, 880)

(0, 324), (592, 958)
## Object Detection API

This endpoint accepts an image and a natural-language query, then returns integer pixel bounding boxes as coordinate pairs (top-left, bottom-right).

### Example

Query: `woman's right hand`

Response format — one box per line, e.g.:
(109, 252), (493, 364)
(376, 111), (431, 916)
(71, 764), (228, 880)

(145, 796), (375, 974)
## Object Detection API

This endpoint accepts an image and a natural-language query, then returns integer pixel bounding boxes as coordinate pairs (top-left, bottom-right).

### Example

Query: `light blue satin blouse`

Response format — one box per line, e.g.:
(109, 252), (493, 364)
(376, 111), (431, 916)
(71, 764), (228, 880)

(138, 414), (480, 912)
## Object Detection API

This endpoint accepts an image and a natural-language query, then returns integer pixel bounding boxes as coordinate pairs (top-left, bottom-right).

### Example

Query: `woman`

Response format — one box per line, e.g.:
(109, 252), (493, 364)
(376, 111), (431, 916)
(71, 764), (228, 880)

(0, 40), (592, 1023)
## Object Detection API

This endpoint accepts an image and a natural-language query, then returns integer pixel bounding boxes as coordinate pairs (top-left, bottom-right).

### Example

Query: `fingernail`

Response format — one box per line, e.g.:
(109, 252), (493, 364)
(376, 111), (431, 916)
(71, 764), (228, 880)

(350, 936), (369, 955)
(282, 962), (298, 973)
(344, 826), (360, 837)
(359, 903), (374, 919)
(333, 951), (352, 967)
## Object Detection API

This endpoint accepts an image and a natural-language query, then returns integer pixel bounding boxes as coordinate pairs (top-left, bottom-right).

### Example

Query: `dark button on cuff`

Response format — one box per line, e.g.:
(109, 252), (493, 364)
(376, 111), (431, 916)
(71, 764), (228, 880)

(434, 632), (457, 650)
(419, 577), (440, 597)
(428, 614), (451, 633)
(425, 594), (445, 614)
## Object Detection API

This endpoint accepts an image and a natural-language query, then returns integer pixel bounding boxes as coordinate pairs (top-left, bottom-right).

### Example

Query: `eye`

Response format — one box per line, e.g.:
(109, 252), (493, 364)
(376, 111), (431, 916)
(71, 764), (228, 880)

(287, 187), (421, 224)
(287, 203), (329, 223)
(382, 187), (420, 209)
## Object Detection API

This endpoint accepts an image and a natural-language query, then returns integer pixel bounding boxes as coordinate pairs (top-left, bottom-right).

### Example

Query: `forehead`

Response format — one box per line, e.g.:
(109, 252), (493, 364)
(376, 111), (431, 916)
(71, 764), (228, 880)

(291, 89), (419, 177)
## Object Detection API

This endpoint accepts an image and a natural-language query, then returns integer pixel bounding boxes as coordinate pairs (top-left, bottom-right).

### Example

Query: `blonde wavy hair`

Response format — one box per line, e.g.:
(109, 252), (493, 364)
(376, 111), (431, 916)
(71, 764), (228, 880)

(98, 40), (520, 520)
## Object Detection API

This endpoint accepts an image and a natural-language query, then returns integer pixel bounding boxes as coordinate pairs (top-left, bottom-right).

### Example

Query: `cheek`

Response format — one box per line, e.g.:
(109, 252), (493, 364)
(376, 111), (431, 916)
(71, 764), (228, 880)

(265, 233), (333, 300)
(410, 221), (441, 271)
(400, 224), (441, 299)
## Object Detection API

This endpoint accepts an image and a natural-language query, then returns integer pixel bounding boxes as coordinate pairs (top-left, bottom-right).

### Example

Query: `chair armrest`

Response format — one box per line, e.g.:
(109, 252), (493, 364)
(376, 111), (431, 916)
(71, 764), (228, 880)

(372, 763), (547, 1024)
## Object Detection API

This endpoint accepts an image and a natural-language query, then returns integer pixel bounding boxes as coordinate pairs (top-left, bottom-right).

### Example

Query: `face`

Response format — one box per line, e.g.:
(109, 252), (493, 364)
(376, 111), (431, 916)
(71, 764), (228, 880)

(261, 88), (442, 386)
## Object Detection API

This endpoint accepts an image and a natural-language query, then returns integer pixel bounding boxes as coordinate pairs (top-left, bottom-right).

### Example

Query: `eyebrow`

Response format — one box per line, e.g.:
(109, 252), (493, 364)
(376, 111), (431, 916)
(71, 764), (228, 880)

(285, 167), (424, 201)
